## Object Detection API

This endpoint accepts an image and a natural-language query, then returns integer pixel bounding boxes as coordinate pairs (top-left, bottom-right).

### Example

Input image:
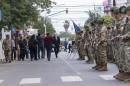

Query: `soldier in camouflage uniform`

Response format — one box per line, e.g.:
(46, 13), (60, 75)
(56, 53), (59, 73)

(96, 19), (108, 71)
(76, 31), (85, 60)
(84, 25), (94, 64)
(110, 7), (118, 64)
(106, 26), (114, 63)
(2, 35), (11, 63)
(91, 20), (100, 69)
(79, 31), (86, 60)
(116, 6), (130, 81)
(111, 6), (128, 80)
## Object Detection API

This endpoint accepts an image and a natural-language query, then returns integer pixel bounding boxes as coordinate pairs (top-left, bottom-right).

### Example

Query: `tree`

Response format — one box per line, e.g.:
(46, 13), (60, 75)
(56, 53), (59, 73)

(0, 0), (53, 29)
(59, 31), (75, 40)
(33, 17), (55, 34)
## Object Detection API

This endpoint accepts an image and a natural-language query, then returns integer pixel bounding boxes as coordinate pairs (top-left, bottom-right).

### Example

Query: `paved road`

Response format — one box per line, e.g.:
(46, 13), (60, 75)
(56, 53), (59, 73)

(0, 52), (129, 86)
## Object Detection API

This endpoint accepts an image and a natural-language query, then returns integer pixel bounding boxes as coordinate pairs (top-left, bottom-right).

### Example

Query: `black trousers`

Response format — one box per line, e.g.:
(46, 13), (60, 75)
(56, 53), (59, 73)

(54, 46), (59, 58)
(30, 48), (37, 61)
(20, 49), (26, 61)
(45, 45), (52, 61)
(38, 46), (44, 59)
(11, 47), (16, 60)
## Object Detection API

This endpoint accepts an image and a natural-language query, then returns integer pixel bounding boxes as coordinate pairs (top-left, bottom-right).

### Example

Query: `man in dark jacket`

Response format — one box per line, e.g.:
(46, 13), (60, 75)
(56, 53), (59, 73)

(44, 33), (53, 61)
(37, 33), (44, 59)
(19, 36), (26, 61)
(28, 35), (38, 61)
(53, 34), (60, 58)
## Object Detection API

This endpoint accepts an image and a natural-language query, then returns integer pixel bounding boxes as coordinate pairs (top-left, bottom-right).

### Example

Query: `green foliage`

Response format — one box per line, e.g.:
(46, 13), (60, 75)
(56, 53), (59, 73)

(33, 17), (55, 34)
(0, 0), (52, 29)
(59, 32), (75, 39)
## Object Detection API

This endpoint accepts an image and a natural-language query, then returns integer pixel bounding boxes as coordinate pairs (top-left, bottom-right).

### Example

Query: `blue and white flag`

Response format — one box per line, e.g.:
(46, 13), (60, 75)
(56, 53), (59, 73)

(72, 20), (81, 33)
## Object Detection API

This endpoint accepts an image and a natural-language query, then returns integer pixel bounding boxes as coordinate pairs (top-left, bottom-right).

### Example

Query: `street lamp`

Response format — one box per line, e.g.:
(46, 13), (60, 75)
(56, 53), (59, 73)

(43, 8), (69, 35)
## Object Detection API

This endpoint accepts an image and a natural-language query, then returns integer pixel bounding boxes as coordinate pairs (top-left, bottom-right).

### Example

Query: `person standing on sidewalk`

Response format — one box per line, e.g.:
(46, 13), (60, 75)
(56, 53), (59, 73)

(28, 35), (38, 61)
(37, 33), (44, 59)
(53, 34), (60, 58)
(44, 33), (53, 61)
(3, 35), (11, 63)
(11, 36), (16, 61)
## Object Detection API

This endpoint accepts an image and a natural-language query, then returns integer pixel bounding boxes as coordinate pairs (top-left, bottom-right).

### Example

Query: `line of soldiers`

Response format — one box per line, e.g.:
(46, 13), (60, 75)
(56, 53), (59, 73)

(76, 6), (130, 81)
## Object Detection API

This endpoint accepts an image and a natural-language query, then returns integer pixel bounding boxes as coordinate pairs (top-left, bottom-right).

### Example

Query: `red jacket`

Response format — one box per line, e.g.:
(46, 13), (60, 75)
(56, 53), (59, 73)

(44, 36), (53, 46)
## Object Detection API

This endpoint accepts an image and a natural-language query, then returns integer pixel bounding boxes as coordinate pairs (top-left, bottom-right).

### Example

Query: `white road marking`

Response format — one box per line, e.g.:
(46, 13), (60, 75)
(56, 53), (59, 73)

(19, 78), (41, 85)
(61, 76), (83, 82)
(0, 80), (4, 84)
(99, 75), (116, 80)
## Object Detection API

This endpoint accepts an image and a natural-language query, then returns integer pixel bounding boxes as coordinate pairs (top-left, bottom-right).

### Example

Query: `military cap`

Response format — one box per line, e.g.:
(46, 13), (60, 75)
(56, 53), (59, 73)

(97, 18), (104, 24)
(119, 6), (127, 14)
(126, 6), (130, 12)
(110, 7), (119, 14)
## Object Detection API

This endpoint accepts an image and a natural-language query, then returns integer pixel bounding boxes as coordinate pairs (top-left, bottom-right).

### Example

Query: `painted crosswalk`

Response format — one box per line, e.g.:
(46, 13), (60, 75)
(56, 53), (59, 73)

(0, 75), (117, 85)
(61, 76), (83, 82)
(0, 80), (4, 84)
(19, 78), (41, 85)
(99, 75), (116, 80)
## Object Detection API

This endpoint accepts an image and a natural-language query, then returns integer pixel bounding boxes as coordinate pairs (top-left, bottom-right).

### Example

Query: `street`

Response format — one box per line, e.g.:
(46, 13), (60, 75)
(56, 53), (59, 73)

(0, 52), (129, 86)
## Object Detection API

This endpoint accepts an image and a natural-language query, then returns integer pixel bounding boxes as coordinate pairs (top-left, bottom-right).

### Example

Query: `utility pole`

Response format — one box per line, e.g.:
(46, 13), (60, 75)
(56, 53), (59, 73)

(44, 8), (68, 35)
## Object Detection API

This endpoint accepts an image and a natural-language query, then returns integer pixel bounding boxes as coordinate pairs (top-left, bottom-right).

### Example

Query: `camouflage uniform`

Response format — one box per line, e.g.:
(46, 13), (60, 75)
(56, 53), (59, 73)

(84, 25), (94, 64)
(112, 6), (129, 81)
(92, 23), (100, 69)
(79, 31), (86, 60)
(97, 24), (108, 71)
(3, 37), (11, 63)
(76, 32), (85, 60)
(117, 6), (130, 81)
(106, 27), (114, 63)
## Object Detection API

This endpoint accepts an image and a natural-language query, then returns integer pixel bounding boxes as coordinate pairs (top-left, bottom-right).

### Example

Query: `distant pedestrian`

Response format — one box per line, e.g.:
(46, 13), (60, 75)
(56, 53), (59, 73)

(37, 33), (44, 59)
(53, 34), (60, 58)
(28, 35), (38, 61)
(44, 33), (53, 61)
(19, 36), (26, 61)
(11, 36), (16, 61)
(3, 35), (11, 63)
(23, 37), (29, 59)
(68, 40), (72, 53)
(0, 35), (5, 61)
(64, 39), (68, 52)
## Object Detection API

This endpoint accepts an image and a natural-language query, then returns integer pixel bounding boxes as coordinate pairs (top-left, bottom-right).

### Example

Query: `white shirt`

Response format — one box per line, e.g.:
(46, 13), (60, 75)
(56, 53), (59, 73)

(12, 39), (15, 47)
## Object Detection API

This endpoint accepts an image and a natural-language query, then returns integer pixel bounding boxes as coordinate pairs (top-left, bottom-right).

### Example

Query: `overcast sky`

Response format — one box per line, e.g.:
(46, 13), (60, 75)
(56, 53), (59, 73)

(41, 0), (104, 34)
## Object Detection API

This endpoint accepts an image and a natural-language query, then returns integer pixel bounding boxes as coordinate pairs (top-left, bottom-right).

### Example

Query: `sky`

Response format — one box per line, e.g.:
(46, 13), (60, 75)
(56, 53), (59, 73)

(41, 0), (105, 34)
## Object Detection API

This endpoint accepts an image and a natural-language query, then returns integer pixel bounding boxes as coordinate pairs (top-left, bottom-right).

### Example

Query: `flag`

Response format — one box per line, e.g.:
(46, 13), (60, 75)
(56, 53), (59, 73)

(0, 9), (2, 21)
(72, 20), (80, 33)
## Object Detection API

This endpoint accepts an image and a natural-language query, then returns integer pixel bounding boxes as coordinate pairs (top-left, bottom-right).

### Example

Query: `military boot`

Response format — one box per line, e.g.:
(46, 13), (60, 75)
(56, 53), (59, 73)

(97, 63), (107, 71)
(124, 73), (130, 82)
(114, 71), (125, 80)
(115, 72), (130, 81)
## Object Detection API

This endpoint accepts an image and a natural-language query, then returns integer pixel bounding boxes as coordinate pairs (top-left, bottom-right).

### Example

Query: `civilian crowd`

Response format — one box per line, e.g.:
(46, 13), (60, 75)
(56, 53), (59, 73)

(1, 32), (61, 63)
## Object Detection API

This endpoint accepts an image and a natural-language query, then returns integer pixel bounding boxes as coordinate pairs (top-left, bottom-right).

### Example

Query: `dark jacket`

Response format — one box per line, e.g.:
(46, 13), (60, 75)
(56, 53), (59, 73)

(44, 36), (53, 47)
(53, 36), (60, 47)
(37, 35), (44, 48)
(28, 38), (38, 50)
